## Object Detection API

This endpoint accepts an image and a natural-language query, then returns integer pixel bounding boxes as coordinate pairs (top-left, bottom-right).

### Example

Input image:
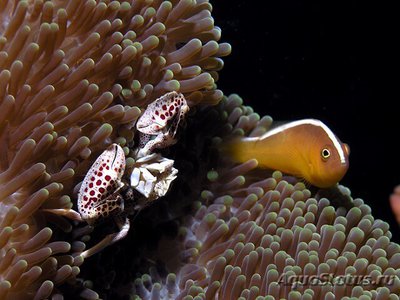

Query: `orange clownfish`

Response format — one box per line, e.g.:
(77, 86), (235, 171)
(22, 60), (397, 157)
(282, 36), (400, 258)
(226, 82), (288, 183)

(223, 119), (350, 188)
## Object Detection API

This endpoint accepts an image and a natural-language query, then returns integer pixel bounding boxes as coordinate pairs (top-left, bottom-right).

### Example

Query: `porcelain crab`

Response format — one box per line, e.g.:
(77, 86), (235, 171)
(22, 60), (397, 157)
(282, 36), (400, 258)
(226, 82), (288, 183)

(77, 92), (189, 258)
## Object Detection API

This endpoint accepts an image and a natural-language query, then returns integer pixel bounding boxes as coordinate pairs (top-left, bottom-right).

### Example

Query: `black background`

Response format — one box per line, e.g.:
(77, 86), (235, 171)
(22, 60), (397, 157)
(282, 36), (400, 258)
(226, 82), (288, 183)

(213, 1), (399, 242)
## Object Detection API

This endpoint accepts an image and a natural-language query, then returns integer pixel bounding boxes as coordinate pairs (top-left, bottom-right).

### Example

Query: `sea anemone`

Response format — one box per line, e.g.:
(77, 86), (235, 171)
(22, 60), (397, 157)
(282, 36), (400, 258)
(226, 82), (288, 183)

(0, 0), (230, 298)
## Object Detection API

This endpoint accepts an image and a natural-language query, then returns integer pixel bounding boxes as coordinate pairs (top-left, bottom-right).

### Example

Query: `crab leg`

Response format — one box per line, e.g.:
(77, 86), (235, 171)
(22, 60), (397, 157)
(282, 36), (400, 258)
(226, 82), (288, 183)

(41, 208), (83, 221)
(80, 217), (130, 259)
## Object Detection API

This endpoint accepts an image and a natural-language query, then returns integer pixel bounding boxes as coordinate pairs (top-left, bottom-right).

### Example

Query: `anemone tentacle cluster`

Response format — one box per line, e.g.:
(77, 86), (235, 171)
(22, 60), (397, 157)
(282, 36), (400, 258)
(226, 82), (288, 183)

(0, 0), (230, 298)
(132, 95), (400, 300)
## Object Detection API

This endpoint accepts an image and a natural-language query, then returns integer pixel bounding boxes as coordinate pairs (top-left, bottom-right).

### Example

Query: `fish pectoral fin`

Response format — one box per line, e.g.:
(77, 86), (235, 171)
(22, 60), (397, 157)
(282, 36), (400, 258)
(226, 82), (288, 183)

(303, 163), (314, 186)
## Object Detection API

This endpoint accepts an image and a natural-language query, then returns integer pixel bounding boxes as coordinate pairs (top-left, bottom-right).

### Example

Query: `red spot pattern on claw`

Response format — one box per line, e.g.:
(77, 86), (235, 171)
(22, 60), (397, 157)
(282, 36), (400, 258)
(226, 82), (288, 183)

(136, 92), (187, 136)
(78, 144), (126, 219)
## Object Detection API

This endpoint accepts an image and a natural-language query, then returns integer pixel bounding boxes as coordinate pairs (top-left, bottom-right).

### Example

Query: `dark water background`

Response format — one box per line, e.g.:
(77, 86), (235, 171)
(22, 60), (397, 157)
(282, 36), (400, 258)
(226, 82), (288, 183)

(213, 1), (399, 242)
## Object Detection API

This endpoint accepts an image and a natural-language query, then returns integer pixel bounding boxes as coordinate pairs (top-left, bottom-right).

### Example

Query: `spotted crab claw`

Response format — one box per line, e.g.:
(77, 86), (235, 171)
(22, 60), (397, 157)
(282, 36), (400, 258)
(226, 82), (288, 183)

(135, 92), (189, 157)
(77, 143), (126, 224)
(136, 91), (188, 136)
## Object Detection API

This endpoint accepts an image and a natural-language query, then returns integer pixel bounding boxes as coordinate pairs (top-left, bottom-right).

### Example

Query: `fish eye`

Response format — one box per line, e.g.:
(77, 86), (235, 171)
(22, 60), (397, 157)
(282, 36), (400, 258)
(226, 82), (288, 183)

(321, 148), (331, 160)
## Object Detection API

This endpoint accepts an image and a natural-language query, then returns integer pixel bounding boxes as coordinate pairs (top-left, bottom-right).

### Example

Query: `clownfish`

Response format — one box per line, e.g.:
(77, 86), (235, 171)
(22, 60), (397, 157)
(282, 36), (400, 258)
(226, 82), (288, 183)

(223, 119), (350, 188)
